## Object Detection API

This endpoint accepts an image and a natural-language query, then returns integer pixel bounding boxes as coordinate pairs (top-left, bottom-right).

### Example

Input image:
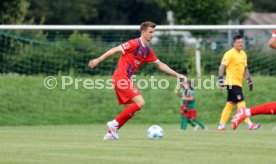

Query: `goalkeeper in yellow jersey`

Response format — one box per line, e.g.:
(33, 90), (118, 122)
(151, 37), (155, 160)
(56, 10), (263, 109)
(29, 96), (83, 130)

(217, 35), (261, 131)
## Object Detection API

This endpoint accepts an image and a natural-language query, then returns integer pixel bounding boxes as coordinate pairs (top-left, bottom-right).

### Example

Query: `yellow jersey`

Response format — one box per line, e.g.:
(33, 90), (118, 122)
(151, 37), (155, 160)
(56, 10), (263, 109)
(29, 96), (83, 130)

(221, 48), (247, 87)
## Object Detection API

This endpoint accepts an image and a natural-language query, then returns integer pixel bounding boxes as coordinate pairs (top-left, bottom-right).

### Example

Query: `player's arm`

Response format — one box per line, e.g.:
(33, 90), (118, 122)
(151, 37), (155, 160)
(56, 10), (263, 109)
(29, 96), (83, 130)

(218, 64), (225, 77)
(243, 67), (251, 79)
(244, 67), (253, 91)
(219, 52), (230, 81)
(88, 46), (122, 68)
(153, 61), (187, 81)
(174, 85), (180, 96)
(218, 64), (225, 87)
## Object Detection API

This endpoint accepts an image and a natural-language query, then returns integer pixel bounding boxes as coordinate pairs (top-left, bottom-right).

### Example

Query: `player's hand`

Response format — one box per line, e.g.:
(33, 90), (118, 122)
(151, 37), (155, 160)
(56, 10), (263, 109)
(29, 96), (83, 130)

(247, 77), (253, 91)
(177, 74), (187, 83)
(88, 58), (100, 68)
(218, 76), (225, 88)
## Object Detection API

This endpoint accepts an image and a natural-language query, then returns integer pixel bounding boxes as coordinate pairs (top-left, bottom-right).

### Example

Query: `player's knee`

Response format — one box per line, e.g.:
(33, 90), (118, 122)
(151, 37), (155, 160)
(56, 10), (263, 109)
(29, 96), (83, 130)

(132, 95), (145, 109)
(136, 99), (145, 109)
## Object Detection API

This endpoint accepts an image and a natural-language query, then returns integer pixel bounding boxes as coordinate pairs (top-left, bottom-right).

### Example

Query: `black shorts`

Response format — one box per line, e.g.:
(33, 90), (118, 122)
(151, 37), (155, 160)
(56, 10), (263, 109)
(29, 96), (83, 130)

(226, 85), (244, 103)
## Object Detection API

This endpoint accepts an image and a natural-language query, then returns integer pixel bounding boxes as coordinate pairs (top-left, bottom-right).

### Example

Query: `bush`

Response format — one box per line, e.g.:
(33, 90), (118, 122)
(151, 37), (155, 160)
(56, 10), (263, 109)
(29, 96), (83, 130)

(1, 31), (275, 76)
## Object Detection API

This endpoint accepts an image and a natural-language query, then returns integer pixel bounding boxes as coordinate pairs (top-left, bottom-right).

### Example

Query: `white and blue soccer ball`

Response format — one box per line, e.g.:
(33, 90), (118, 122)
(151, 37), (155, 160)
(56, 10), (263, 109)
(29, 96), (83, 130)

(146, 125), (164, 139)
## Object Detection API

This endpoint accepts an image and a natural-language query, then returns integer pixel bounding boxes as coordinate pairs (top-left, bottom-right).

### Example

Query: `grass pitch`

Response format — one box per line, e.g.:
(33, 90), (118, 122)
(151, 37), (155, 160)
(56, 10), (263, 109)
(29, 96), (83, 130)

(1, 75), (276, 125)
(0, 124), (276, 164)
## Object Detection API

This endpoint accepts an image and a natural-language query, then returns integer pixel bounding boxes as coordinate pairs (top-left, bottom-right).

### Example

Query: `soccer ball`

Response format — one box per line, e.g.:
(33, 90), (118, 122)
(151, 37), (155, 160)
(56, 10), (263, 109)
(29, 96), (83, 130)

(146, 125), (164, 139)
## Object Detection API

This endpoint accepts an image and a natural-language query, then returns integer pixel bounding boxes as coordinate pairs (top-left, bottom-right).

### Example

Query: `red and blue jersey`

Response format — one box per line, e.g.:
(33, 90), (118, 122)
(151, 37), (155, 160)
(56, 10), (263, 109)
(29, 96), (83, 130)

(113, 38), (159, 78)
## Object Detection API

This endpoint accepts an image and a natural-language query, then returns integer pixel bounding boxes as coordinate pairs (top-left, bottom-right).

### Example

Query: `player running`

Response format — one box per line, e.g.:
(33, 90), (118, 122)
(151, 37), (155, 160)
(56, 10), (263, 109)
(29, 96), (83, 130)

(217, 35), (260, 131)
(88, 21), (187, 140)
(231, 102), (276, 130)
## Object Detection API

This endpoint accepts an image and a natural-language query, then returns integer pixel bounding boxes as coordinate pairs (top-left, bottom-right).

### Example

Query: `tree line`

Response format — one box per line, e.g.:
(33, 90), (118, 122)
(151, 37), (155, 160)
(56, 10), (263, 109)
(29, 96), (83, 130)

(1, 0), (274, 25)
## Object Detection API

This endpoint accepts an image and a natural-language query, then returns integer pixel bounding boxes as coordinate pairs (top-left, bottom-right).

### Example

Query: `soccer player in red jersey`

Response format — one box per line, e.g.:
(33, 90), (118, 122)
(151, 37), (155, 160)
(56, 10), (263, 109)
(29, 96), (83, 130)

(231, 102), (276, 130)
(268, 29), (276, 49)
(88, 21), (187, 140)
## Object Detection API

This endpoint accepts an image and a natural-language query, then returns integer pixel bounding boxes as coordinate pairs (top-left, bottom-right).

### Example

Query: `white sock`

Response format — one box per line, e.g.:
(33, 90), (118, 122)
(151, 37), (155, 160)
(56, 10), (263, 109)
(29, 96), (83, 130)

(218, 123), (225, 128)
(112, 120), (119, 126)
(245, 108), (251, 116)
(247, 121), (252, 127)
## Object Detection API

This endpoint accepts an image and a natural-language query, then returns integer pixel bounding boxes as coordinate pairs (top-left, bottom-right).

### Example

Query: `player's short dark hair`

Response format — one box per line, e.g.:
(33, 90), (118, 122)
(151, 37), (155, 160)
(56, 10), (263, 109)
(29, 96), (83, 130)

(233, 35), (243, 43)
(140, 21), (156, 32)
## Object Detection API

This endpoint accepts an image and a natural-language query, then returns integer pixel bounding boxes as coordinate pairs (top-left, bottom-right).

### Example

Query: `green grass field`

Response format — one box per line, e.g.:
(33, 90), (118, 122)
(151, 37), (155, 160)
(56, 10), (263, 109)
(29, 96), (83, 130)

(1, 75), (276, 125)
(1, 75), (276, 163)
(1, 124), (276, 164)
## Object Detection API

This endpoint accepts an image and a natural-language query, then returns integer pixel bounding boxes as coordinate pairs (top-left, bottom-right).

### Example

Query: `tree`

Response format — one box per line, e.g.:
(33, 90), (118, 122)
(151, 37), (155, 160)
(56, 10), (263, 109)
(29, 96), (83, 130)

(91, 0), (167, 25)
(27, 0), (98, 25)
(26, 0), (167, 25)
(0, 0), (30, 24)
(249, 0), (276, 12)
(156, 0), (252, 25)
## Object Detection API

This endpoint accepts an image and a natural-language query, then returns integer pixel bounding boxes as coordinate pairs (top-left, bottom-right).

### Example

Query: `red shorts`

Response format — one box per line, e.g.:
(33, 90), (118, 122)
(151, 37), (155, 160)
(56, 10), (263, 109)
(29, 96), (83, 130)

(180, 106), (197, 119)
(112, 76), (140, 105)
